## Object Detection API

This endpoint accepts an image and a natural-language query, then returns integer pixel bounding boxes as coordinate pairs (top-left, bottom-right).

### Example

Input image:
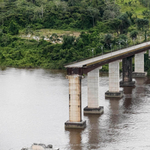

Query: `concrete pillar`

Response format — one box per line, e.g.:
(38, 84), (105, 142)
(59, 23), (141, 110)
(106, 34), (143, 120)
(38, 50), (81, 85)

(132, 52), (146, 77)
(65, 75), (86, 129)
(105, 60), (123, 97)
(84, 67), (104, 115)
(120, 56), (135, 87)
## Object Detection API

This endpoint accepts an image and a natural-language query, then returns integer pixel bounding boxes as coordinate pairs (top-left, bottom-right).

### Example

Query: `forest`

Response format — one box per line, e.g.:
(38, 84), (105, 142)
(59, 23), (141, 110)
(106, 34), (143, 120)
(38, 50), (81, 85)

(0, 0), (150, 73)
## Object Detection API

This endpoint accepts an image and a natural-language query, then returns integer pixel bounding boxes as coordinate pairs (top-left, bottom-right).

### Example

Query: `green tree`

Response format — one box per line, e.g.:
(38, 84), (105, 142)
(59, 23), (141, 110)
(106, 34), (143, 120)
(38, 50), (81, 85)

(103, 2), (120, 20)
(108, 18), (121, 35)
(130, 30), (138, 40)
(25, 26), (33, 40)
(136, 18), (149, 30)
(62, 35), (76, 49)
(87, 6), (99, 27)
(118, 13), (130, 34)
(104, 34), (112, 49)
(8, 20), (19, 35)
(142, 10), (150, 19)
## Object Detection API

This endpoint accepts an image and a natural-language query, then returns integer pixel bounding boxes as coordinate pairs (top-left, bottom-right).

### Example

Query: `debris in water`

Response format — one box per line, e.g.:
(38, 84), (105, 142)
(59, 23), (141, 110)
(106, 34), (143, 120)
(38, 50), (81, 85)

(21, 143), (59, 150)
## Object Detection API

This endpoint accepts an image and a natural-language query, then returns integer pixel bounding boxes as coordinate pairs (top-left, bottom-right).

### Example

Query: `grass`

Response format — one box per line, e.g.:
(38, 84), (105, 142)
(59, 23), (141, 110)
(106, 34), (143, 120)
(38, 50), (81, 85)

(116, 0), (147, 18)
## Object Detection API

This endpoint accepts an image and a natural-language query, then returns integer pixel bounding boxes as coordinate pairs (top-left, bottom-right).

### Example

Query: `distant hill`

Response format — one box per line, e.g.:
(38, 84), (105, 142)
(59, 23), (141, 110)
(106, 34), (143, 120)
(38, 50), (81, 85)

(117, 0), (147, 18)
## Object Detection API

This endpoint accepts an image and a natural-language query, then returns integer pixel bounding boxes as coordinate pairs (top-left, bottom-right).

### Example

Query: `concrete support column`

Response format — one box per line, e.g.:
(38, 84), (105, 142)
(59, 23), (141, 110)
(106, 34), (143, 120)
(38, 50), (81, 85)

(105, 60), (123, 97)
(65, 75), (86, 129)
(84, 67), (104, 115)
(132, 52), (146, 77)
(120, 56), (135, 87)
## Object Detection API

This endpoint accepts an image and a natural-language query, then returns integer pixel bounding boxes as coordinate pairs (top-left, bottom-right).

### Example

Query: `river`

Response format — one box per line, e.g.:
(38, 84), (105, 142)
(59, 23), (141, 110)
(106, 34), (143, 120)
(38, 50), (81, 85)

(0, 68), (150, 150)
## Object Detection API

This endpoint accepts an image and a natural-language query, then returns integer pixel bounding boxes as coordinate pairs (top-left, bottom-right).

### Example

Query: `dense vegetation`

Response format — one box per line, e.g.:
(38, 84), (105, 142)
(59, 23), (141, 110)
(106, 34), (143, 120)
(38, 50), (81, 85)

(0, 0), (150, 73)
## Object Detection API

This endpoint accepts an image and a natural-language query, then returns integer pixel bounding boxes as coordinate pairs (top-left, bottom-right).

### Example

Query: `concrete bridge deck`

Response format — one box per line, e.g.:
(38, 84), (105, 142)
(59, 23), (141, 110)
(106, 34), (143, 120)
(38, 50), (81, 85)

(65, 42), (150, 75)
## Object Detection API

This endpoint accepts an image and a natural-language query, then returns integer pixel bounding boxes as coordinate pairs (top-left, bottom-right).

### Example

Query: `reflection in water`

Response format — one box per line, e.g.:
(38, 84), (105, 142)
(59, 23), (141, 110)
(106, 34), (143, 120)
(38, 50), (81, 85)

(123, 87), (133, 109)
(135, 78), (145, 96)
(133, 77), (146, 108)
(109, 98), (120, 125)
(66, 129), (82, 150)
(86, 115), (100, 150)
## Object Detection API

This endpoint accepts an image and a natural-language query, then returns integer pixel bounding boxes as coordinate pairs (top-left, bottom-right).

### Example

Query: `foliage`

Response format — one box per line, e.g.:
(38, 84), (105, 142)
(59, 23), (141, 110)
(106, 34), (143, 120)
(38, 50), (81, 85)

(104, 34), (112, 49)
(107, 18), (121, 35)
(142, 10), (150, 19)
(136, 18), (149, 30)
(62, 35), (76, 49)
(103, 1), (120, 20)
(139, 0), (150, 8)
(0, 0), (120, 30)
(8, 20), (19, 35)
(118, 13), (131, 34)
(0, 0), (150, 73)
(130, 30), (138, 40)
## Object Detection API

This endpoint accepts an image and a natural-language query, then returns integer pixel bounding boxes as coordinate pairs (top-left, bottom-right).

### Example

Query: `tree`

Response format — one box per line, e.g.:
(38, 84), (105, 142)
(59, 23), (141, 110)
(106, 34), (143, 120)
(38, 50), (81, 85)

(62, 35), (76, 49)
(142, 10), (150, 19)
(87, 6), (99, 27)
(118, 13), (130, 34)
(49, 33), (60, 43)
(25, 26), (33, 40)
(130, 30), (138, 40)
(108, 18), (121, 35)
(136, 18), (149, 41)
(126, 11), (137, 25)
(104, 34), (112, 49)
(103, 2), (120, 20)
(68, 0), (80, 6)
(118, 34), (128, 46)
(8, 20), (19, 35)
(136, 18), (149, 30)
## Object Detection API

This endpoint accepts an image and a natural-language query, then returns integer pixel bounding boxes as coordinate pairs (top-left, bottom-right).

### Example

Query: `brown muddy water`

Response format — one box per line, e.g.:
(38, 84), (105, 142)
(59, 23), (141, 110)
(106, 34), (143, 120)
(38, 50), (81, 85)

(0, 68), (150, 150)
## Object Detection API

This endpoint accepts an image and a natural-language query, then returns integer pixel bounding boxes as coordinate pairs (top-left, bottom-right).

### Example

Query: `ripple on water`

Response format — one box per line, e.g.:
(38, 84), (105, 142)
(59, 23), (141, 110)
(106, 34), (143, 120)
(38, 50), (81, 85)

(0, 69), (150, 150)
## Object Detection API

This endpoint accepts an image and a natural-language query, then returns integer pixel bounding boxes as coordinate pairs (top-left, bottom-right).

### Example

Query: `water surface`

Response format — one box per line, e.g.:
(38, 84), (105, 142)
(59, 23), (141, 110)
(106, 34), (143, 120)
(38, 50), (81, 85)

(0, 68), (150, 150)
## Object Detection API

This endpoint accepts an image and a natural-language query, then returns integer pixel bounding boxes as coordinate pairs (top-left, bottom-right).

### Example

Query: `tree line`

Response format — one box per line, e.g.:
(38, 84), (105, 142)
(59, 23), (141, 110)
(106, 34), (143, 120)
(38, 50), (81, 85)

(1, 0), (150, 73)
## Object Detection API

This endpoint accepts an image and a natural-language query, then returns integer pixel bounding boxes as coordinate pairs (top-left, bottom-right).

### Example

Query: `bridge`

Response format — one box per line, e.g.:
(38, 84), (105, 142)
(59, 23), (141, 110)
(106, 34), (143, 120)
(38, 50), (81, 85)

(64, 41), (150, 129)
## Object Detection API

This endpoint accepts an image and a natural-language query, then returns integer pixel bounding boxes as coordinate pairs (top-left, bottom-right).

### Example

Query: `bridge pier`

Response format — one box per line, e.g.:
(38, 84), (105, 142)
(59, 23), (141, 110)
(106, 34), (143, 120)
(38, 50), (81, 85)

(65, 75), (86, 129)
(105, 60), (123, 98)
(84, 67), (104, 115)
(133, 52), (146, 77)
(120, 56), (135, 87)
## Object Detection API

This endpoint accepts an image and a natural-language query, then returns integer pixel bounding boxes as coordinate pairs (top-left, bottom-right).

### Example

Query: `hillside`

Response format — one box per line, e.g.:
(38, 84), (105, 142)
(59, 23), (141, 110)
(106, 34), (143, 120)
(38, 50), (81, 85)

(117, 0), (147, 18)
(0, 0), (150, 72)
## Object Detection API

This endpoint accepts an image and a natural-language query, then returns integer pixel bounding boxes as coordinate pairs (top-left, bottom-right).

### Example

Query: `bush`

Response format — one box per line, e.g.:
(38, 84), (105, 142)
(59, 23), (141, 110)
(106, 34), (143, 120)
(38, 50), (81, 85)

(8, 21), (19, 35)
(130, 30), (138, 40)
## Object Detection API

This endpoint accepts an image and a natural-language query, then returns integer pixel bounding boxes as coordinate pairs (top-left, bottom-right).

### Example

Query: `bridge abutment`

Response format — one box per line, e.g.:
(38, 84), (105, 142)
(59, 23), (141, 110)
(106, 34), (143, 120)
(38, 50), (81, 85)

(105, 60), (123, 98)
(132, 52), (146, 78)
(120, 56), (135, 87)
(65, 75), (86, 129)
(84, 67), (104, 115)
